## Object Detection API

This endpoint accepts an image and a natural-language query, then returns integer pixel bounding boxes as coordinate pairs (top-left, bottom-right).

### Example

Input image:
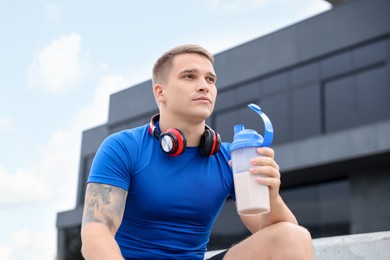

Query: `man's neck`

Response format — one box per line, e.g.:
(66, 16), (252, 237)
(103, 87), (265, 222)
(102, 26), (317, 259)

(158, 113), (206, 147)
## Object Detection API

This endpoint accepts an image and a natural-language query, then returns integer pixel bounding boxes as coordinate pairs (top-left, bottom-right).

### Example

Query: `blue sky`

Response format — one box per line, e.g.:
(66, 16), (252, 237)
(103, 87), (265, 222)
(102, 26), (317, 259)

(0, 0), (331, 259)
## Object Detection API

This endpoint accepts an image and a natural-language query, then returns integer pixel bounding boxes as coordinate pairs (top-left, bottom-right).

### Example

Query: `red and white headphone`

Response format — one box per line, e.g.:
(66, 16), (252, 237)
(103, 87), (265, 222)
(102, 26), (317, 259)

(149, 114), (221, 157)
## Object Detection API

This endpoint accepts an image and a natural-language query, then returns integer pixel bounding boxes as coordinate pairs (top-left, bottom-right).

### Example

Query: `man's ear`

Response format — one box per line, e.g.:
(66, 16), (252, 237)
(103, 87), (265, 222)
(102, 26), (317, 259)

(153, 83), (165, 103)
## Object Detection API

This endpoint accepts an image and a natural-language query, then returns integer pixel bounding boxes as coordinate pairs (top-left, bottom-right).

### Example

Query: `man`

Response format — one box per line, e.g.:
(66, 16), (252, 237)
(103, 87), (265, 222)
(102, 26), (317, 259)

(81, 44), (313, 259)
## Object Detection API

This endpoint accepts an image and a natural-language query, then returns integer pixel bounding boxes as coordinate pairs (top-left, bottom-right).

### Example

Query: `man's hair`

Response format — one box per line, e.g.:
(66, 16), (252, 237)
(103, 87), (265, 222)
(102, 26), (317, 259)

(152, 44), (214, 85)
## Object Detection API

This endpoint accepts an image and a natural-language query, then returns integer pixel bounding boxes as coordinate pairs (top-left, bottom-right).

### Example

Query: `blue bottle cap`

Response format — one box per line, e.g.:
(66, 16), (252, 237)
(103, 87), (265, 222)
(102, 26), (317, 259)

(230, 104), (274, 152)
(230, 126), (264, 151)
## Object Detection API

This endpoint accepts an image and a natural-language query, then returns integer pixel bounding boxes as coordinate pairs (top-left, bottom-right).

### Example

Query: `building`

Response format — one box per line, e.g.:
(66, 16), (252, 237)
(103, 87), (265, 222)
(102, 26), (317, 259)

(56, 0), (390, 258)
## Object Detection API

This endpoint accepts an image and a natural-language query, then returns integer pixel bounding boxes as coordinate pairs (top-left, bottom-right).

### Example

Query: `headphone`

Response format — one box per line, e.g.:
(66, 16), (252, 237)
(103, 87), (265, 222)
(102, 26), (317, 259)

(149, 114), (221, 157)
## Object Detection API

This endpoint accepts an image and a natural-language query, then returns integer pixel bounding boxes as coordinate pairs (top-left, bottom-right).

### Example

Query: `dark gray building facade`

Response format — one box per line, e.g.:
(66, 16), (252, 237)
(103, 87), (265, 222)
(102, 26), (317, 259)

(56, 0), (390, 258)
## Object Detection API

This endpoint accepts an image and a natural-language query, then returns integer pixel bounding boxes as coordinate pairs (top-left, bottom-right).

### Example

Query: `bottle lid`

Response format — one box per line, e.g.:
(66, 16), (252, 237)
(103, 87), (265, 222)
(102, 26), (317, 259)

(230, 104), (274, 152)
(230, 126), (264, 151)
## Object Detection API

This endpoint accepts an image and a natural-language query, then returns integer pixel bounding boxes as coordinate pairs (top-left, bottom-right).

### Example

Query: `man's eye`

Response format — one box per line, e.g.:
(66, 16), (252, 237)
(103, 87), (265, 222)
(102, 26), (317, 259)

(206, 77), (215, 83)
(184, 74), (194, 79)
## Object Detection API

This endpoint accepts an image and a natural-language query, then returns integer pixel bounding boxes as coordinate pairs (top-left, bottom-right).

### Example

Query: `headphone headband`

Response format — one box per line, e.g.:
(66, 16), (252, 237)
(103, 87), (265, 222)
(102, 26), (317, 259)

(149, 114), (161, 139)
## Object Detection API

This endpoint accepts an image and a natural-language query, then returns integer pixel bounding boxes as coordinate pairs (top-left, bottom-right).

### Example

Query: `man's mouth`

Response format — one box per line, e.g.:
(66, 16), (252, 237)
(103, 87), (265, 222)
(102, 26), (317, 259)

(193, 96), (211, 103)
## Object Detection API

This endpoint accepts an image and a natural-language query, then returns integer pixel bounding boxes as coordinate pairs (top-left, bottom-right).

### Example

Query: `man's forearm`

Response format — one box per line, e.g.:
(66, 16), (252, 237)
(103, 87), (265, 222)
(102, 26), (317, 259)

(259, 195), (298, 229)
(240, 195), (299, 233)
(81, 222), (124, 260)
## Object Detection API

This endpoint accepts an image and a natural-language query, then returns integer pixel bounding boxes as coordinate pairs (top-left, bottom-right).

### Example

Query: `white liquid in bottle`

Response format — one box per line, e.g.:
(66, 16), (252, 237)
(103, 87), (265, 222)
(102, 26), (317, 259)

(233, 171), (270, 215)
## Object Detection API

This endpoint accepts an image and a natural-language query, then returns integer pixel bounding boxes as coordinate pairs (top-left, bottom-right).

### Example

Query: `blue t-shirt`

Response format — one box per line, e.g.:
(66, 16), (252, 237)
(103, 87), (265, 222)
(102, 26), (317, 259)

(88, 124), (234, 259)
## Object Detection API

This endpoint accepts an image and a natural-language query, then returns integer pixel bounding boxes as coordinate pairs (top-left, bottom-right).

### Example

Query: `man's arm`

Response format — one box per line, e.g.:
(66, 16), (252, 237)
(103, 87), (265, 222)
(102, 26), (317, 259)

(239, 194), (298, 233)
(81, 183), (128, 260)
(236, 147), (298, 233)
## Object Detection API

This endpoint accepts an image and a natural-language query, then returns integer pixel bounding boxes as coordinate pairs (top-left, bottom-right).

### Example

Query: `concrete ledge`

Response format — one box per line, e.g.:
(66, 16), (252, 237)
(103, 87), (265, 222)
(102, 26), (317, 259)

(313, 231), (390, 259)
(206, 231), (390, 259)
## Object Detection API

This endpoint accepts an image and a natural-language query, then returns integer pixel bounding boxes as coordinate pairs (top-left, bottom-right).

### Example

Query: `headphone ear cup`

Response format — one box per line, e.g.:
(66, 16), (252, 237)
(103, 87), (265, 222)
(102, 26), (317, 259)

(160, 128), (186, 156)
(199, 129), (221, 157)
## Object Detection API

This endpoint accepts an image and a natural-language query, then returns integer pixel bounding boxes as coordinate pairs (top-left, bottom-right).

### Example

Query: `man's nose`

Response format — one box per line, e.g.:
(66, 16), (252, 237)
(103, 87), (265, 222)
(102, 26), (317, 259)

(197, 78), (210, 92)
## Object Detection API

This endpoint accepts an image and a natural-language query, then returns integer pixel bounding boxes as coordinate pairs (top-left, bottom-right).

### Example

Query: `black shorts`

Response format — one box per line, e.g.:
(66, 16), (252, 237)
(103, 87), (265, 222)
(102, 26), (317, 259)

(207, 250), (228, 260)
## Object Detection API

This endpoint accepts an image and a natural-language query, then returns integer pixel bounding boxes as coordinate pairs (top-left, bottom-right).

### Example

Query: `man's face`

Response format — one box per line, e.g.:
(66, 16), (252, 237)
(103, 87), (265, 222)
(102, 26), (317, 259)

(159, 53), (217, 122)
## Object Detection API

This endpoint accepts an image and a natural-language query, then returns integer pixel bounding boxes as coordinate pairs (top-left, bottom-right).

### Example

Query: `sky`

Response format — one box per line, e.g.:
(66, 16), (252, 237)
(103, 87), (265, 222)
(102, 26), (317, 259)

(0, 0), (331, 259)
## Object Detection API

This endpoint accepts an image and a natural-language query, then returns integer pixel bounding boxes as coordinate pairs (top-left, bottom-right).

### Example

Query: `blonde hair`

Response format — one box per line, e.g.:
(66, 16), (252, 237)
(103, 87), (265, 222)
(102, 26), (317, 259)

(152, 44), (214, 85)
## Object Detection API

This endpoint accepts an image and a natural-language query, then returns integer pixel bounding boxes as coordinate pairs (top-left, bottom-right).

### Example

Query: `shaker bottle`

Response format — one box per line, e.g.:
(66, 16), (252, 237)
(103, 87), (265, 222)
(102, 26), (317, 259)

(230, 103), (274, 216)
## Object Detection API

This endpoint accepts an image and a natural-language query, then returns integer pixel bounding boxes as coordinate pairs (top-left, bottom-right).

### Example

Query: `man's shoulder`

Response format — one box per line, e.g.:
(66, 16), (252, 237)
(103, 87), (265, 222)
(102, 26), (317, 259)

(98, 124), (150, 154)
(219, 142), (231, 153)
(215, 142), (231, 162)
(109, 124), (149, 140)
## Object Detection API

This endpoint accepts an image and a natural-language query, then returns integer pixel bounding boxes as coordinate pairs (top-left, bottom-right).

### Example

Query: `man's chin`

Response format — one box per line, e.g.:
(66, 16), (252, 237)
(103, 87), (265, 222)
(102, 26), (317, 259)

(189, 109), (213, 122)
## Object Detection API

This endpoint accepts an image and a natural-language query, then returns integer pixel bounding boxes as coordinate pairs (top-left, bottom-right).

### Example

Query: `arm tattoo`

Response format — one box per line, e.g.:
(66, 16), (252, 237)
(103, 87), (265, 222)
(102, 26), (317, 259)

(82, 183), (127, 232)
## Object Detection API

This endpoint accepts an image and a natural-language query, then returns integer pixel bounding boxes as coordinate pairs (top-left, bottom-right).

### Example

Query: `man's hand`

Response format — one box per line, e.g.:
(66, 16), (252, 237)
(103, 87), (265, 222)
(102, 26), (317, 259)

(233, 147), (298, 233)
(249, 147), (281, 201)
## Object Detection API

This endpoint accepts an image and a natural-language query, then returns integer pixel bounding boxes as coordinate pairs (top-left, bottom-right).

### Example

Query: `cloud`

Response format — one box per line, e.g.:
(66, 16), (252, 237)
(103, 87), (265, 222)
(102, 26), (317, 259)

(27, 33), (89, 94)
(0, 228), (56, 260)
(0, 124), (81, 206)
(0, 118), (78, 207)
(0, 72), (132, 206)
(47, 74), (132, 201)
(0, 166), (52, 204)
(0, 116), (13, 131)
(0, 72), (132, 260)
(5, 24), (135, 260)
(0, 245), (12, 260)
(74, 73), (133, 130)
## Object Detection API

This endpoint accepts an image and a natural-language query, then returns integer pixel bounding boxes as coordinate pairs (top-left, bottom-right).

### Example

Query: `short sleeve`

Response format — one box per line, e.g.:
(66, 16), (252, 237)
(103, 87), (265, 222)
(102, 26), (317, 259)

(87, 131), (134, 191)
